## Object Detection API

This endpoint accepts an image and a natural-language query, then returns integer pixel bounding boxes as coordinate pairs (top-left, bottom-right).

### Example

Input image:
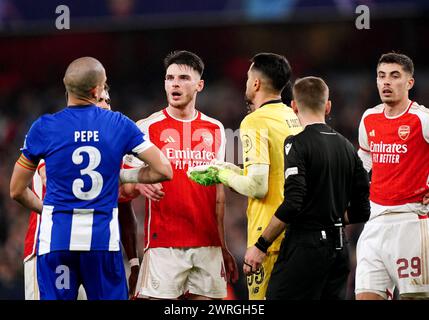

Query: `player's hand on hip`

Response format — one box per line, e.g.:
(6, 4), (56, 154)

(243, 246), (266, 276)
(135, 183), (165, 201)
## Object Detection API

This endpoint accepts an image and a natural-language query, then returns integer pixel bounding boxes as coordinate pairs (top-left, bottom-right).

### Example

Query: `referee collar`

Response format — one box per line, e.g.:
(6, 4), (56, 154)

(259, 99), (283, 109)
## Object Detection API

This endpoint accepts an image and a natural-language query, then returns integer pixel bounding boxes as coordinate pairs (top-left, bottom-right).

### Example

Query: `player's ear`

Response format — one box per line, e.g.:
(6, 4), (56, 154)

(407, 77), (414, 90)
(325, 100), (332, 115)
(291, 100), (298, 114)
(89, 87), (98, 100)
(254, 78), (261, 91)
(196, 79), (204, 92)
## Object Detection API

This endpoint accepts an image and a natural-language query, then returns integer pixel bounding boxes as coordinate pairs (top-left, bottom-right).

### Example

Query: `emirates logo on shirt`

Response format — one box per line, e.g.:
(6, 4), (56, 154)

(165, 147), (215, 169)
(370, 141), (407, 164)
(398, 125), (410, 141)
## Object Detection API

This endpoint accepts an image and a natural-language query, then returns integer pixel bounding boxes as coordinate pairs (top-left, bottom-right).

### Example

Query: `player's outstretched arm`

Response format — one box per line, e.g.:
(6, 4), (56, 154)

(121, 145), (173, 184)
(188, 162), (268, 199)
(218, 163), (269, 199)
(10, 160), (43, 213)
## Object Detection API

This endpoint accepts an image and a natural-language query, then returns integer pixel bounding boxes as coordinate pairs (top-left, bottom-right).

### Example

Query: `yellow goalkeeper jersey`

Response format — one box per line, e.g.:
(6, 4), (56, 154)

(241, 100), (302, 252)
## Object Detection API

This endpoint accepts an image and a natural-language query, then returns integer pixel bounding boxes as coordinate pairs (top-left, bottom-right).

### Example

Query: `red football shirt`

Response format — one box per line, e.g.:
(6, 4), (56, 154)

(125, 108), (226, 248)
(23, 161), (45, 261)
(359, 101), (429, 206)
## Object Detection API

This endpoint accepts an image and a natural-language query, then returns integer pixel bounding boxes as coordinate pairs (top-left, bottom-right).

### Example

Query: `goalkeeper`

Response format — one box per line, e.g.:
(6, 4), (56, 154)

(189, 53), (302, 300)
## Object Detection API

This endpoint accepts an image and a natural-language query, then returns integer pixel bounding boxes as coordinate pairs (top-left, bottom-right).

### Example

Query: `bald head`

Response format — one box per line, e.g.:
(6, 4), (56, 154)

(63, 57), (106, 101)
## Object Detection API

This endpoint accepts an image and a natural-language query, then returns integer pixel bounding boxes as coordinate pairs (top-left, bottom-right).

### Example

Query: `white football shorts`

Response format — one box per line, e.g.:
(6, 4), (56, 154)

(135, 246), (227, 299)
(355, 212), (429, 299)
(24, 256), (40, 300)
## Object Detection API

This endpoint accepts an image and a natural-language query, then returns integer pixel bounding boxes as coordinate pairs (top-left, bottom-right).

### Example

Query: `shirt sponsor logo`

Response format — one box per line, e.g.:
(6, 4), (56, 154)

(166, 148), (216, 170)
(370, 141), (407, 164)
(398, 125), (410, 141)
(369, 141), (407, 153)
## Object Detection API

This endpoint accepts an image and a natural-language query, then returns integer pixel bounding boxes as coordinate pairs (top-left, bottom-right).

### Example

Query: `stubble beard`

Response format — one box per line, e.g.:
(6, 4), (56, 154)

(244, 93), (254, 114)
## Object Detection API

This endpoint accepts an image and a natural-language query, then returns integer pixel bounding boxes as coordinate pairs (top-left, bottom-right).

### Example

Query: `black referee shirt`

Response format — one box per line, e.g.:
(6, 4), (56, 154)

(275, 123), (370, 229)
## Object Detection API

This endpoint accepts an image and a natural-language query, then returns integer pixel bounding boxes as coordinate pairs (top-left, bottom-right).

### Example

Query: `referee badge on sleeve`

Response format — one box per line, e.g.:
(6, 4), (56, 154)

(285, 167), (298, 179)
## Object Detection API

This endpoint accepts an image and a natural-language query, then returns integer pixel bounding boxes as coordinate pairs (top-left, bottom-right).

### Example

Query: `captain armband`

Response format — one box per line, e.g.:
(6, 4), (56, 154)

(17, 154), (37, 171)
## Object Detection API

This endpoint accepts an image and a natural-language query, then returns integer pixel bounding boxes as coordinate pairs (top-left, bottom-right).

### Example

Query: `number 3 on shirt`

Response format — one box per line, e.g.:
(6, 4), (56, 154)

(72, 146), (103, 200)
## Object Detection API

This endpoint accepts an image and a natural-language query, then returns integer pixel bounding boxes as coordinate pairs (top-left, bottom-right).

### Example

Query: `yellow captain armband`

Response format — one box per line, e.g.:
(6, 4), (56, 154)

(16, 154), (37, 171)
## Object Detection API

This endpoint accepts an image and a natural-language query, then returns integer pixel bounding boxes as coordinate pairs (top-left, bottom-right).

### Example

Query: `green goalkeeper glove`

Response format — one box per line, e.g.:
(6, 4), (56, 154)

(188, 166), (221, 186)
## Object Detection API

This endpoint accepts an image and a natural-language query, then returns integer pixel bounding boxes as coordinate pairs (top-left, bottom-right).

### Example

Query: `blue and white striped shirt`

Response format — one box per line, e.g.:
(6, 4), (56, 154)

(21, 105), (152, 255)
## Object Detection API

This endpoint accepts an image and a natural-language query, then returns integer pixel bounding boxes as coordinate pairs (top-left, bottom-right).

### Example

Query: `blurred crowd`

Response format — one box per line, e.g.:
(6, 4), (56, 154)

(1, 17), (428, 299)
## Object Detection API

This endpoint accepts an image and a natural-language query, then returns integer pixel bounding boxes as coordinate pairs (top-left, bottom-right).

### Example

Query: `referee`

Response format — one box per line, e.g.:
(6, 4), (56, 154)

(243, 76), (370, 299)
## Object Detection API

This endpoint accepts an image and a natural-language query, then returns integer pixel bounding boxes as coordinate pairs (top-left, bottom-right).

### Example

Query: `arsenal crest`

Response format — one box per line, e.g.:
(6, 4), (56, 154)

(201, 132), (213, 146)
(398, 125), (410, 140)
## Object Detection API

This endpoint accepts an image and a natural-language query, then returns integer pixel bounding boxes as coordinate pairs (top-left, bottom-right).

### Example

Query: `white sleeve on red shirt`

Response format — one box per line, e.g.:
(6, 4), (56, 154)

(408, 102), (429, 144)
(33, 161), (45, 199)
(357, 148), (372, 173)
(358, 111), (370, 152)
(217, 122), (226, 161)
(122, 112), (166, 169)
(358, 110), (373, 172)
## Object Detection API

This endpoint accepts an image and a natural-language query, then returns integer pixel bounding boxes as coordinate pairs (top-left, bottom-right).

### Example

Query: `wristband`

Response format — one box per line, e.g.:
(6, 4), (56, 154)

(120, 168), (140, 183)
(129, 258), (140, 267)
(254, 236), (272, 253)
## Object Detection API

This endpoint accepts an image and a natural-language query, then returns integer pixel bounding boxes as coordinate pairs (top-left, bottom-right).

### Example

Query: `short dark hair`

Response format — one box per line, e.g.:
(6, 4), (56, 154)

(293, 76), (329, 112)
(164, 50), (204, 76)
(250, 53), (292, 92)
(378, 52), (414, 75)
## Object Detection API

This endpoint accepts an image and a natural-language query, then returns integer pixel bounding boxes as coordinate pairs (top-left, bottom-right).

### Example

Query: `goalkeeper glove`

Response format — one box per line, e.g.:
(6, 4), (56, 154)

(188, 166), (221, 186)
(210, 160), (243, 175)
